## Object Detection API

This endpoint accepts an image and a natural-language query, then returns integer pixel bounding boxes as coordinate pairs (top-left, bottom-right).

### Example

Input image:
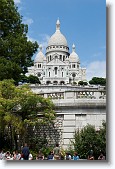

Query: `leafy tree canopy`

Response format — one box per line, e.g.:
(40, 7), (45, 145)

(78, 81), (88, 86)
(0, 0), (38, 84)
(0, 79), (55, 150)
(89, 77), (106, 86)
(70, 122), (106, 159)
(20, 75), (41, 84)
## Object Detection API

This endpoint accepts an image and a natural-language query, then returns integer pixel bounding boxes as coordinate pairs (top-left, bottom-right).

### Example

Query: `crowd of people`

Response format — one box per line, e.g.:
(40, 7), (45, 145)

(0, 143), (105, 161)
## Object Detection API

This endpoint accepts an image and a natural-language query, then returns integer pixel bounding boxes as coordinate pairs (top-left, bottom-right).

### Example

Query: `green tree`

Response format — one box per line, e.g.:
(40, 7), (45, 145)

(70, 122), (106, 159)
(96, 121), (106, 156)
(0, 79), (56, 150)
(0, 0), (38, 84)
(28, 75), (41, 84)
(89, 77), (106, 86)
(20, 75), (41, 84)
(78, 81), (88, 86)
(0, 79), (23, 149)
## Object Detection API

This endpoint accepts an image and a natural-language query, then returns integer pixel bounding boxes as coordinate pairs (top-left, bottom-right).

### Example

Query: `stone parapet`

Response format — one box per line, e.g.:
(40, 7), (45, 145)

(53, 99), (106, 108)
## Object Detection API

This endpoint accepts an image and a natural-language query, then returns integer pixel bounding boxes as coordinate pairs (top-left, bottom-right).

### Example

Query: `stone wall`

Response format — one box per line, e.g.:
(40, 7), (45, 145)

(54, 99), (106, 149)
(30, 85), (106, 149)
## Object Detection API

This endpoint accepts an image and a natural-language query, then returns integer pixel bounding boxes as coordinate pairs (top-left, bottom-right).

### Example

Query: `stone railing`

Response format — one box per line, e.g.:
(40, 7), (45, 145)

(47, 92), (64, 99)
(30, 84), (106, 100)
(38, 91), (106, 100)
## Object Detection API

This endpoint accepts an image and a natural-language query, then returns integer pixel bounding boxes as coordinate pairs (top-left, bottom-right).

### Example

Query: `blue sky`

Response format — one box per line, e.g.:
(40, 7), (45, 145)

(14, 0), (106, 80)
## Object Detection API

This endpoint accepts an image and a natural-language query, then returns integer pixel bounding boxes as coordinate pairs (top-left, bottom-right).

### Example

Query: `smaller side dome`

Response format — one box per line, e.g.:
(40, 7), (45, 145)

(69, 44), (80, 62)
(34, 45), (45, 63)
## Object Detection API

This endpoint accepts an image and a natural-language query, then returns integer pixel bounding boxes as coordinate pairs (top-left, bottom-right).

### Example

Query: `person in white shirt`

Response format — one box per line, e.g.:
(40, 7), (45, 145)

(29, 153), (33, 160)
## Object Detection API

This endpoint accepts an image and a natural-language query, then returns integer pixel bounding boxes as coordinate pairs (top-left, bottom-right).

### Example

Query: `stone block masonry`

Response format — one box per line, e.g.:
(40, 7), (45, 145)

(30, 85), (106, 149)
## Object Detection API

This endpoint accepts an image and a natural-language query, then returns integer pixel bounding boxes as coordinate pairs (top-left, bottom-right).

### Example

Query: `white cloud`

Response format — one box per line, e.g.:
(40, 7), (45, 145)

(93, 52), (102, 57)
(27, 34), (50, 60)
(23, 17), (33, 26)
(27, 35), (37, 42)
(37, 34), (50, 52)
(27, 34), (50, 53)
(14, 0), (21, 4)
(86, 61), (106, 81)
(27, 34), (50, 61)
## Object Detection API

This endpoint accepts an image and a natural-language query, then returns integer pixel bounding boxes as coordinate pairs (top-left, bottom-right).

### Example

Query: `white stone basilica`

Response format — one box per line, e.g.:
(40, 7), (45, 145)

(26, 19), (86, 84)
(26, 19), (106, 149)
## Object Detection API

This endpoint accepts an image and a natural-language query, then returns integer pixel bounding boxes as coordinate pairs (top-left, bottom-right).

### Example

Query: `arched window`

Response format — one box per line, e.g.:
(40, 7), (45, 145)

(72, 64), (75, 68)
(49, 72), (50, 77)
(62, 72), (63, 77)
(54, 67), (58, 75)
(55, 56), (58, 59)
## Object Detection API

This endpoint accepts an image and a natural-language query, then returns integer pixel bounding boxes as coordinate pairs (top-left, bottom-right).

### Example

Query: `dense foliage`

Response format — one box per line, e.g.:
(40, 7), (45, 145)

(20, 75), (41, 84)
(70, 122), (106, 159)
(89, 77), (106, 86)
(78, 81), (88, 86)
(0, 0), (38, 84)
(0, 79), (56, 151)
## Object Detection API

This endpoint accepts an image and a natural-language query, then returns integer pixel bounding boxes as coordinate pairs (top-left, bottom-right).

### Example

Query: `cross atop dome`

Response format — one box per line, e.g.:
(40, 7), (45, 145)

(72, 43), (75, 52)
(56, 18), (60, 31)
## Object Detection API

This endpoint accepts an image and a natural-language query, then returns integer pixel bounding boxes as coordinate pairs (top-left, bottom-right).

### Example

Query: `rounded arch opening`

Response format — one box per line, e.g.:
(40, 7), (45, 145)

(60, 81), (65, 85)
(53, 81), (58, 85)
(46, 81), (51, 85)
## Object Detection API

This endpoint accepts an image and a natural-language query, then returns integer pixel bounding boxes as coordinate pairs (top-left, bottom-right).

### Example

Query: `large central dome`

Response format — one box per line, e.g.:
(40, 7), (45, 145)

(48, 19), (68, 47)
